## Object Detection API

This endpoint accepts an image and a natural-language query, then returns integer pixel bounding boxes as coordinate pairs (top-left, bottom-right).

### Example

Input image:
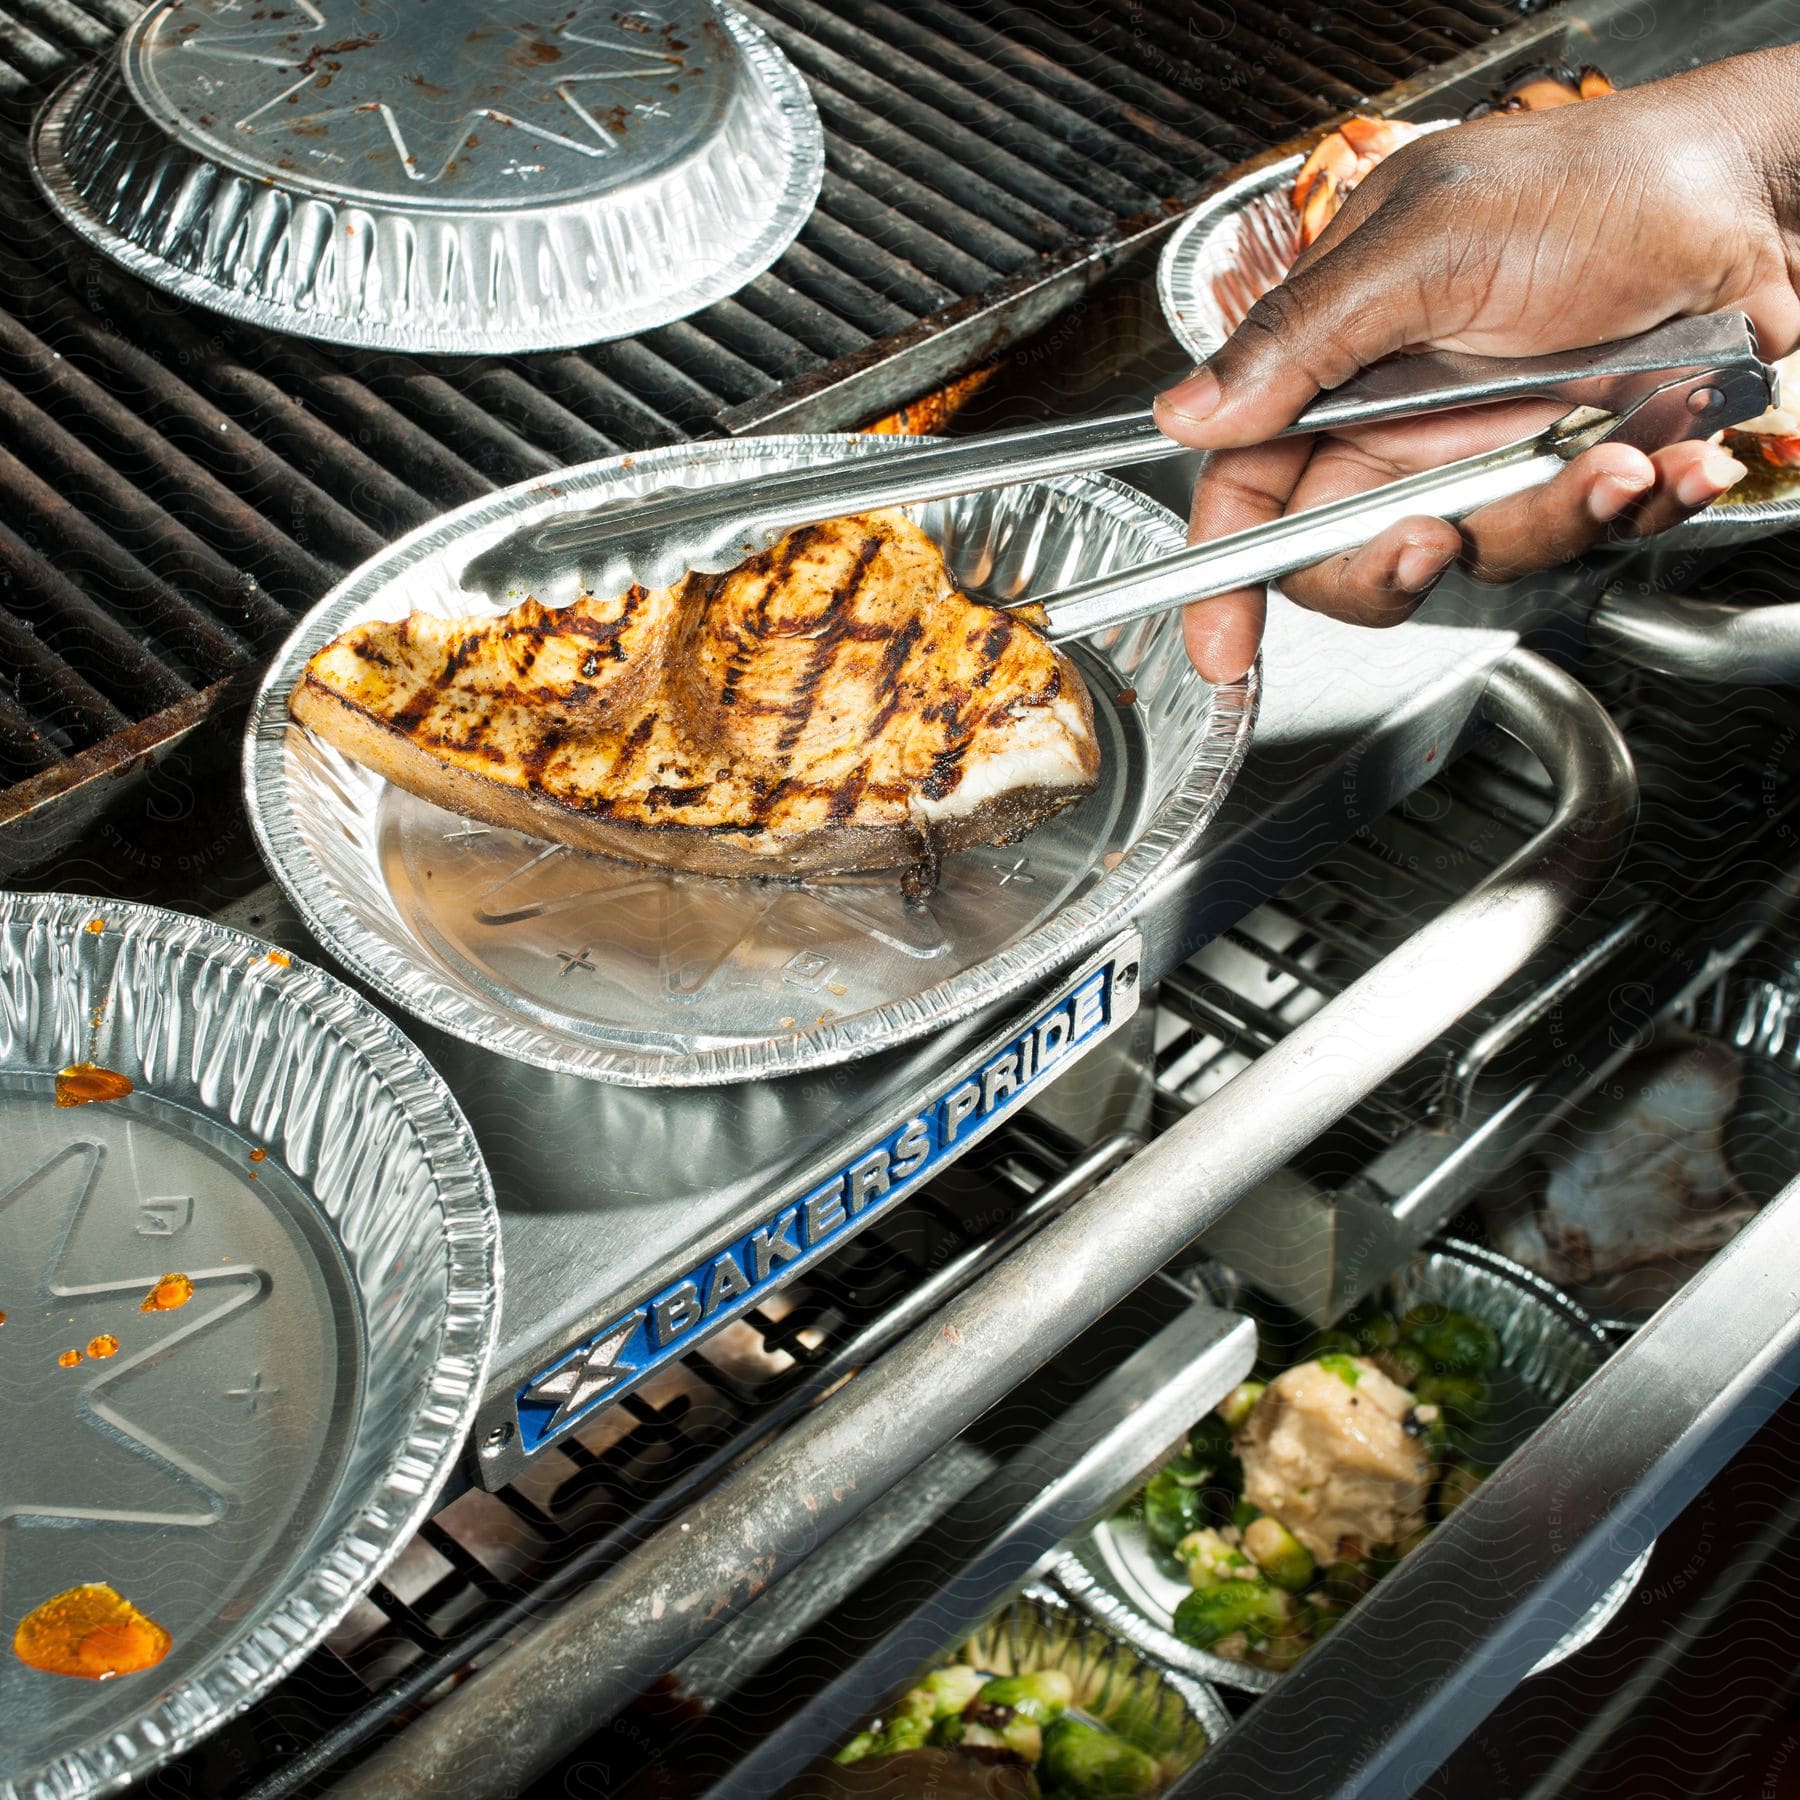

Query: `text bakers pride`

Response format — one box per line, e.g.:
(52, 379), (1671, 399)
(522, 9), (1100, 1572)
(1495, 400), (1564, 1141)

(516, 963), (1116, 1449)
(646, 969), (1110, 1345)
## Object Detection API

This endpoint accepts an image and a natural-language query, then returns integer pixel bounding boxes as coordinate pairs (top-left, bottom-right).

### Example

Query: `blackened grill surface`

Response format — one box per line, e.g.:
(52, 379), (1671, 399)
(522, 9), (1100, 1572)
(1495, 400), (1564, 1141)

(0, 0), (1535, 810)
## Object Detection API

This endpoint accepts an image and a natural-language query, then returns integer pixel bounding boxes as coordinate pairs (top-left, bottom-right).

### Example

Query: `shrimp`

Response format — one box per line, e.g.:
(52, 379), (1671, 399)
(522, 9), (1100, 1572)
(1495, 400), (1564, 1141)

(1290, 116), (1429, 248)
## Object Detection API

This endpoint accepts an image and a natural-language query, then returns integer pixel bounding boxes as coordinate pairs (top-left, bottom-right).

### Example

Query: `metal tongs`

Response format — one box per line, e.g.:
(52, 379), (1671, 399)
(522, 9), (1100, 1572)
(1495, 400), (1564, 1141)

(461, 313), (1776, 641)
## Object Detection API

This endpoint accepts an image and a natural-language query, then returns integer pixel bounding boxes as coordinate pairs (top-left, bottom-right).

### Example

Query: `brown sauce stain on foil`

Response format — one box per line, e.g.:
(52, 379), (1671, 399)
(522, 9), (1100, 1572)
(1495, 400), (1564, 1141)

(140, 1273), (195, 1314)
(54, 1064), (133, 1108)
(13, 1585), (172, 1680)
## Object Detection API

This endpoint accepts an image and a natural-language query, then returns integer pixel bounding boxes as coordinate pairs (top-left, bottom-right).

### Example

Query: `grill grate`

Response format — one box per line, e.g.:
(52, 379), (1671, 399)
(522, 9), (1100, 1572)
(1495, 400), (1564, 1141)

(0, 0), (1536, 811)
(1154, 742), (1555, 1149)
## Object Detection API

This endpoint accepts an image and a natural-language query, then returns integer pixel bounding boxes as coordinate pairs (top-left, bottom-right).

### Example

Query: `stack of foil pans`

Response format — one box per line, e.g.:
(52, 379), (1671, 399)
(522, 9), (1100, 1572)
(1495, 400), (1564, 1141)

(31, 0), (823, 354)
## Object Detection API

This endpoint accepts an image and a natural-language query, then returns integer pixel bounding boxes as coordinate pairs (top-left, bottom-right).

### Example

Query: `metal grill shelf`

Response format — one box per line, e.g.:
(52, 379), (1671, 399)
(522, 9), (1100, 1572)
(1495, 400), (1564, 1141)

(0, 0), (1540, 813)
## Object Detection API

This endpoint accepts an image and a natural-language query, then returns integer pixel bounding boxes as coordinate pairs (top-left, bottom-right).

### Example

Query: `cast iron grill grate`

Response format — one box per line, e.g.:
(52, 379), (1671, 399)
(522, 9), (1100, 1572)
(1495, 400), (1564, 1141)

(0, 0), (1537, 815)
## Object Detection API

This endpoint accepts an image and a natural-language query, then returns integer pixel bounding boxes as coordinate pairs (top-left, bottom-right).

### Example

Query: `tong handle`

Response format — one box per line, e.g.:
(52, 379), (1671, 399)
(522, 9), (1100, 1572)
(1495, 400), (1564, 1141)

(500, 315), (1766, 593)
(1038, 320), (1777, 646)
(1040, 431), (1566, 644)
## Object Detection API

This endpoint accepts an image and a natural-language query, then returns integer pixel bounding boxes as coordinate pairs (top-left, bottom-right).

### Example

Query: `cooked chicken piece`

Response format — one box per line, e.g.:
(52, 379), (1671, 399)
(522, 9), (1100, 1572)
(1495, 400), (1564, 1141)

(292, 511), (1099, 887)
(1237, 1357), (1430, 1564)
(1486, 1038), (1751, 1287)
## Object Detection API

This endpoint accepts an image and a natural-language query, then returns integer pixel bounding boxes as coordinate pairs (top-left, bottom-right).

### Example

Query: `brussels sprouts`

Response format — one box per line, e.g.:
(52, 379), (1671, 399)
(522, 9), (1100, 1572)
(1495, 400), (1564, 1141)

(873, 1706), (933, 1754)
(938, 1709), (1042, 1763)
(920, 1664), (986, 1718)
(1141, 1468), (1208, 1552)
(1348, 1308), (1401, 1351)
(1414, 1371), (1490, 1424)
(976, 1670), (1073, 1725)
(1171, 1577), (1291, 1651)
(1175, 1526), (1253, 1588)
(1039, 1716), (1160, 1799)
(1436, 1461), (1492, 1520)
(1319, 1559), (1375, 1606)
(1402, 1308), (1499, 1375)
(1216, 1379), (1266, 1431)
(1257, 1604), (1318, 1671)
(1385, 1341), (1429, 1386)
(1242, 1515), (1317, 1592)
(893, 1685), (936, 1724)
(1230, 1497), (1262, 1532)
(1312, 1328), (1361, 1359)
(834, 1731), (877, 1765)
(1186, 1413), (1237, 1465)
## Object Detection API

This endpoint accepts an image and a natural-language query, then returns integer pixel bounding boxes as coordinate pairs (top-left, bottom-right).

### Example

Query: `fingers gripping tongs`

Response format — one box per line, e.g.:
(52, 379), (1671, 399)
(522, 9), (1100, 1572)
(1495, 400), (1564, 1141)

(459, 313), (1776, 643)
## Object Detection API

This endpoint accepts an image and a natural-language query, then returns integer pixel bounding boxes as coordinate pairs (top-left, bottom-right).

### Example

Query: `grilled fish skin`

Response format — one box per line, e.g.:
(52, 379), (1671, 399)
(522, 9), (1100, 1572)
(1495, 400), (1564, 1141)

(290, 511), (1101, 882)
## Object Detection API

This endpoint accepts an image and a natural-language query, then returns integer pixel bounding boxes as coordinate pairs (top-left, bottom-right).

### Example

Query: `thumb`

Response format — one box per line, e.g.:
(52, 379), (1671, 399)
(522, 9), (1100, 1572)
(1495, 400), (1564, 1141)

(1154, 201), (1439, 450)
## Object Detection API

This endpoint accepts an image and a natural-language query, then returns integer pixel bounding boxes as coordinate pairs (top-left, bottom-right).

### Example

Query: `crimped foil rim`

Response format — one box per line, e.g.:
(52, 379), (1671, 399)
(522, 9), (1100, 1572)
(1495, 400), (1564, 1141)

(0, 890), (499, 1800)
(1154, 150), (1797, 546)
(1052, 1239), (1652, 1696)
(28, 6), (823, 355)
(982, 1584), (1234, 1758)
(245, 434), (1259, 1087)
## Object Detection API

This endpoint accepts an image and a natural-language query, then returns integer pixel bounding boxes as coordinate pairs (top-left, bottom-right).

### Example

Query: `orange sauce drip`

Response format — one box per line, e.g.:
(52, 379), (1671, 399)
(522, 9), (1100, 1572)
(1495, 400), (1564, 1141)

(54, 1063), (133, 1108)
(84, 917), (105, 935)
(249, 1147), (267, 1163)
(0, 1310), (7, 1327)
(57, 1349), (82, 1368)
(140, 1273), (194, 1314)
(86, 1334), (119, 1360)
(13, 1584), (171, 1680)
(266, 950), (291, 968)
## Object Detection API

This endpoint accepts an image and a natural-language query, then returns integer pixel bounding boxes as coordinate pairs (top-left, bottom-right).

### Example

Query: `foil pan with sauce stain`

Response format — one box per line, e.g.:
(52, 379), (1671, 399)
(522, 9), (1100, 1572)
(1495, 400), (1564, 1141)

(1052, 1240), (1651, 1696)
(0, 892), (499, 1800)
(30, 0), (823, 355)
(246, 435), (1258, 1087)
(1154, 143), (1800, 547)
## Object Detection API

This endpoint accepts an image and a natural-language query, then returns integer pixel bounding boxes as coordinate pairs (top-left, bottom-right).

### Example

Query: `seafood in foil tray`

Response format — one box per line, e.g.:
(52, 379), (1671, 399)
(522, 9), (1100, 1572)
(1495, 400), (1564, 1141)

(293, 511), (1099, 894)
(1484, 1038), (1753, 1303)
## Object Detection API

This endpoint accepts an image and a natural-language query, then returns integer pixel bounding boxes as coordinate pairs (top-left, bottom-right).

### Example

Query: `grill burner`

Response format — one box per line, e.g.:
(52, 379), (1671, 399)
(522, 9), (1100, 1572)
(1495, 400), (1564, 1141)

(0, 0), (1538, 850)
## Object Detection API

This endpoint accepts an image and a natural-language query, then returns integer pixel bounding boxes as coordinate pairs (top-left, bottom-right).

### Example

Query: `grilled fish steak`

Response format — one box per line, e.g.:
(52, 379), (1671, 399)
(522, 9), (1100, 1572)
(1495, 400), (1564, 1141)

(291, 511), (1101, 882)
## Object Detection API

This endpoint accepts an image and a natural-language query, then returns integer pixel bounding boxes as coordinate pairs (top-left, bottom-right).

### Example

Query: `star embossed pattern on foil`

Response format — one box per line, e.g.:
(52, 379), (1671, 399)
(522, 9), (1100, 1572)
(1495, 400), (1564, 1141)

(0, 1142), (262, 1552)
(179, 0), (688, 181)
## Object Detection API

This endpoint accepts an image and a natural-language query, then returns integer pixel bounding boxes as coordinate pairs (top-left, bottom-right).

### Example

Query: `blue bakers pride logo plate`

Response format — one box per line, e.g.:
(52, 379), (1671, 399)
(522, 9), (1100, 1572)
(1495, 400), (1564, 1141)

(513, 934), (1141, 1460)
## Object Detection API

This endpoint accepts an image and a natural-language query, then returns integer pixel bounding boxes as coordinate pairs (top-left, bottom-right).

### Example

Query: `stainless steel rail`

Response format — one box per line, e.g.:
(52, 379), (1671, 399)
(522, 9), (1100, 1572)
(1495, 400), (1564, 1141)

(329, 649), (1634, 1800)
(1589, 587), (1800, 683)
(1180, 1169), (1800, 1800)
(707, 1299), (1256, 1798)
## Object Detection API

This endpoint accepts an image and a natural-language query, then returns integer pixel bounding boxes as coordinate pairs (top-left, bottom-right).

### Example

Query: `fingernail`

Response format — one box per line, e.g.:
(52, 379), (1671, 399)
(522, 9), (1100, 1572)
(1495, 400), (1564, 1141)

(1158, 364), (1222, 423)
(1395, 542), (1454, 593)
(1676, 451), (1748, 509)
(1589, 468), (1653, 524)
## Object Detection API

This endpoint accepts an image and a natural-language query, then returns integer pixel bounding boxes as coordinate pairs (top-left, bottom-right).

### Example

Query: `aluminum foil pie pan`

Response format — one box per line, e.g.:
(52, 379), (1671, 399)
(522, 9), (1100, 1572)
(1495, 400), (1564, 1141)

(0, 891), (498, 1800)
(1156, 144), (1799, 546)
(1052, 1239), (1651, 1696)
(245, 434), (1258, 1088)
(30, 0), (822, 355)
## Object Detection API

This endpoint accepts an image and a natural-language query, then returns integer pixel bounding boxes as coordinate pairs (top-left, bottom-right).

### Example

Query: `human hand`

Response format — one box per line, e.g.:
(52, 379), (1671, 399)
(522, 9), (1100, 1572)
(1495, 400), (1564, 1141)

(1155, 48), (1800, 682)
